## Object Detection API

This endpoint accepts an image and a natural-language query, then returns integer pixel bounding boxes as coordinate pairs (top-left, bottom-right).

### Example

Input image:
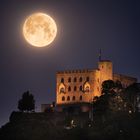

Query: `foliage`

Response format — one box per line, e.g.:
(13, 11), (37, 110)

(93, 80), (124, 115)
(102, 80), (115, 95)
(101, 80), (122, 95)
(124, 83), (140, 101)
(1, 112), (140, 140)
(102, 80), (123, 95)
(93, 81), (140, 124)
(18, 91), (35, 112)
(123, 83), (140, 112)
(93, 95), (109, 116)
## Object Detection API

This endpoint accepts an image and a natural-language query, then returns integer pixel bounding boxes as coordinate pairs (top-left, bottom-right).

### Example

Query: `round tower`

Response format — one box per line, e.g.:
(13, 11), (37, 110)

(98, 60), (113, 84)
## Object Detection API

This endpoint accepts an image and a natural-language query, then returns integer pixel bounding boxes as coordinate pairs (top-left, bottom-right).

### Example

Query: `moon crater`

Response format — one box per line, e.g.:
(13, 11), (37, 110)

(23, 13), (57, 47)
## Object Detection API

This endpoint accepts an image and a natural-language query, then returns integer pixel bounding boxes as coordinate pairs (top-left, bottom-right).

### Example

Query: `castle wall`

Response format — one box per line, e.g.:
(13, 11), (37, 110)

(113, 73), (137, 88)
(56, 69), (100, 105)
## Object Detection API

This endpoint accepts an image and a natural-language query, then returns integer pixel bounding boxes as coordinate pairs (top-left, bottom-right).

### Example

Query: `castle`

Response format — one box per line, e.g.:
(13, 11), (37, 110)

(56, 59), (137, 111)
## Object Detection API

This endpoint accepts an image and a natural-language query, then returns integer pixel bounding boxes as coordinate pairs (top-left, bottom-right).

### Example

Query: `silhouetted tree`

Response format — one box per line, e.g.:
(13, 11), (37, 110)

(18, 91), (35, 112)
(93, 80), (124, 121)
(102, 80), (123, 95)
(102, 80), (115, 95)
(93, 95), (109, 114)
(115, 80), (123, 90)
(123, 83), (140, 112)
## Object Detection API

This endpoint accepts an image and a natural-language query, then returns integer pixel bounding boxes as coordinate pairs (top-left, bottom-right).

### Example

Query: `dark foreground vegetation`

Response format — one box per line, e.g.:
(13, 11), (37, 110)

(0, 81), (140, 140)
(0, 111), (140, 140)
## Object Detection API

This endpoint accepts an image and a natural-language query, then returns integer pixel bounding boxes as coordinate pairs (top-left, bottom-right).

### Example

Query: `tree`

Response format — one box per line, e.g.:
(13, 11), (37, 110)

(123, 83), (140, 112)
(93, 80), (124, 118)
(18, 91), (35, 112)
(102, 80), (123, 95)
(93, 95), (109, 114)
(102, 80), (116, 95)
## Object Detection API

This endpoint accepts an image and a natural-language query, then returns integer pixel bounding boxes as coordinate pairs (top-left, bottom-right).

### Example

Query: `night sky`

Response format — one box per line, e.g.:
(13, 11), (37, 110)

(1, 0), (140, 126)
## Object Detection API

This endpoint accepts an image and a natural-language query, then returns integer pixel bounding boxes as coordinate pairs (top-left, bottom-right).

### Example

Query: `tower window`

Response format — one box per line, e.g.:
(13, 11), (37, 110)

(79, 77), (82, 82)
(74, 77), (77, 82)
(86, 77), (89, 81)
(79, 86), (82, 91)
(68, 77), (71, 83)
(72, 96), (75, 101)
(67, 96), (70, 101)
(61, 78), (64, 83)
(74, 86), (77, 91)
(68, 86), (71, 92)
(62, 96), (65, 101)
(80, 96), (82, 101)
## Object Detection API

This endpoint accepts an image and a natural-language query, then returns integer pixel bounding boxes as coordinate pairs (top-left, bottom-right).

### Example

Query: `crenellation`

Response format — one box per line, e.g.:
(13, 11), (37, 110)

(57, 69), (95, 74)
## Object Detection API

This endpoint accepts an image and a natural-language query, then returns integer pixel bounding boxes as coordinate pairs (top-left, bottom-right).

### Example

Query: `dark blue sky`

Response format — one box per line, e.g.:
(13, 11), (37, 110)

(0, 0), (140, 126)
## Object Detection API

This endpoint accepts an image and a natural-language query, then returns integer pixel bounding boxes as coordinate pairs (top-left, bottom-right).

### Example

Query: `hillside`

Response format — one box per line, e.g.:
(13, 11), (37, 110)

(0, 111), (140, 140)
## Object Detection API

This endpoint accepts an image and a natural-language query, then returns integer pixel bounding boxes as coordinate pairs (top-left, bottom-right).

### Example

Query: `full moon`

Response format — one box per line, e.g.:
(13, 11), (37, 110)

(23, 12), (57, 47)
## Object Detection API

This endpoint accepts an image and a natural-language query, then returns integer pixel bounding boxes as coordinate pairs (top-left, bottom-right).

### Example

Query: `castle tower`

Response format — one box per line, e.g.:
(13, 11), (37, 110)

(98, 60), (113, 85)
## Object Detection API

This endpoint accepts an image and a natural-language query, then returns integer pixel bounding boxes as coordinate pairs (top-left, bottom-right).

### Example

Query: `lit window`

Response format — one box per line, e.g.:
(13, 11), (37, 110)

(72, 96), (75, 101)
(61, 78), (64, 83)
(68, 86), (71, 92)
(85, 86), (90, 92)
(80, 96), (82, 101)
(79, 77), (82, 82)
(74, 86), (77, 91)
(60, 87), (65, 93)
(62, 96), (65, 101)
(68, 77), (71, 82)
(67, 96), (70, 101)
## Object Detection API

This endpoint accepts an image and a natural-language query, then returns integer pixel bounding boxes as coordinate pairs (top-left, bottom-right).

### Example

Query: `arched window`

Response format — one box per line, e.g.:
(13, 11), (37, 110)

(62, 96), (65, 101)
(86, 77), (89, 82)
(74, 77), (77, 82)
(85, 86), (90, 92)
(79, 77), (82, 82)
(74, 86), (77, 91)
(61, 78), (64, 83)
(67, 96), (70, 101)
(60, 87), (65, 93)
(68, 86), (71, 92)
(72, 96), (75, 101)
(80, 96), (82, 101)
(68, 77), (71, 83)
(79, 85), (82, 91)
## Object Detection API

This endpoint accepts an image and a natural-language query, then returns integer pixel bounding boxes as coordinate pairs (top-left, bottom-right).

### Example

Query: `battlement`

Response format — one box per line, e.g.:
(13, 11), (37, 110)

(57, 69), (95, 74)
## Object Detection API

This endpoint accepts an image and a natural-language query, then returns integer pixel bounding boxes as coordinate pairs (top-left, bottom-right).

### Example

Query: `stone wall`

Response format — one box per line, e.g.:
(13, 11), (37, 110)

(56, 69), (100, 104)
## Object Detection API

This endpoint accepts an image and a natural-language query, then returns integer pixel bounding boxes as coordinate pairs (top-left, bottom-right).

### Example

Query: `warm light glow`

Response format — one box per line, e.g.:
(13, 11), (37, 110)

(23, 13), (57, 47)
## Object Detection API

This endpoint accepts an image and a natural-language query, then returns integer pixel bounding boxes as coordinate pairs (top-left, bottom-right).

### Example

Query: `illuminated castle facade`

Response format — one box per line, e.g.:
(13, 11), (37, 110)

(56, 60), (137, 107)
